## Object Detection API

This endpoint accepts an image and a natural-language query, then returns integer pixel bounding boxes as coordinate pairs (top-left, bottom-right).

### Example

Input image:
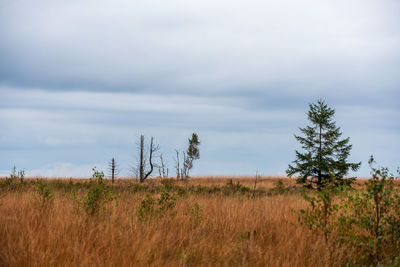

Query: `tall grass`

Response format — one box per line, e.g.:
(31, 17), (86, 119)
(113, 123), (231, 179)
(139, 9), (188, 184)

(0, 177), (347, 266)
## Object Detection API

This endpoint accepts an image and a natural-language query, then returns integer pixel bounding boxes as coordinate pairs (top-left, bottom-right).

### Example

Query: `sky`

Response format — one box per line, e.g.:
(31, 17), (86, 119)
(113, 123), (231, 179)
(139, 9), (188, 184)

(0, 0), (399, 177)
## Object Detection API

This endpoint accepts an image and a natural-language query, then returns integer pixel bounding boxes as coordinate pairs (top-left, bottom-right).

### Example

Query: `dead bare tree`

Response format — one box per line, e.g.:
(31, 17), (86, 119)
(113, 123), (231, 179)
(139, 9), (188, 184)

(130, 160), (140, 180)
(174, 150), (191, 180)
(107, 158), (119, 183)
(136, 135), (159, 183)
(252, 170), (259, 198)
(182, 151), (188, 178)
(158, 154), (168, 178)
(174, 149), (180, 180)
(139, 135), (145, 181)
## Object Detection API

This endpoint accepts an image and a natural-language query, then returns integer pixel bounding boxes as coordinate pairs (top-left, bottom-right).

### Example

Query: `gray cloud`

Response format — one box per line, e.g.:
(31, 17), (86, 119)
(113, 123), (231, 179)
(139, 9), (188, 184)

(1, 87), (399, 177)
(0, 0), (399, 177)
(1, 0), (399, 96)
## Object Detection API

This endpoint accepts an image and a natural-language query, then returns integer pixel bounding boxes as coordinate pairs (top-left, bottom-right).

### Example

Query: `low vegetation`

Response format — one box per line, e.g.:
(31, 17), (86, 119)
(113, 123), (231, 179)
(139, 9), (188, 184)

(0, 176), (318, 266)
(1, 165), (399, 266)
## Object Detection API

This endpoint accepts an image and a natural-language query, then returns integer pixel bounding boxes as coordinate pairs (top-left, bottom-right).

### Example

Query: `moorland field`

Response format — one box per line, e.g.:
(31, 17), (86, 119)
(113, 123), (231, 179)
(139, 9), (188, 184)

(0, 176), (398, 266)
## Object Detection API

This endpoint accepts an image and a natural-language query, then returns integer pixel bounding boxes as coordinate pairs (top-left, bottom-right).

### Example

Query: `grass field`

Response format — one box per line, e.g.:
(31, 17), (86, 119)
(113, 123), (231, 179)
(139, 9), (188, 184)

(0, 177), (395, 266)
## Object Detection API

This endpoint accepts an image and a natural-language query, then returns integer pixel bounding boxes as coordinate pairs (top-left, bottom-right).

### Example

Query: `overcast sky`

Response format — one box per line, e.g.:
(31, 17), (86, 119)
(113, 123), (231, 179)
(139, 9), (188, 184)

(0, 0), (399, 177)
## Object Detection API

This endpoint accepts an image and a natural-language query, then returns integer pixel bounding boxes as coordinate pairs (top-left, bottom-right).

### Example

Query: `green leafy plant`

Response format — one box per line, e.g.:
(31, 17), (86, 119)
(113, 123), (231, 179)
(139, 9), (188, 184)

(4, 166), (25, 189)
(270, 179), (289, 195)
(160, 178), (175, 191)
(336, 156), (400, 265)
(136, 188), (177, 220)
(299, 157), (400, 266)
(35, 179), (54, 207)
(222, 179), (250, 195)
(158, 188), (176, 213)
(136, 193), (156, 220)
(81, 167), (117, 216)
(299, 173), (344, 255)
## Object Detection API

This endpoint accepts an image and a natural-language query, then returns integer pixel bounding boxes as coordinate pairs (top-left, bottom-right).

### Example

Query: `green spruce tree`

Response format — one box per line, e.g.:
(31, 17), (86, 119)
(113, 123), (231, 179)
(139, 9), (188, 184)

(286, 99), (361, 190)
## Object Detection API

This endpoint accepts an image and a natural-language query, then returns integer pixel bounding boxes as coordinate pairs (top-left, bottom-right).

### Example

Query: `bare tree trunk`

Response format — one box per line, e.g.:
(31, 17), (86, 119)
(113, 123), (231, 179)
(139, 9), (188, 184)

(137, 135), (156, 182)
(108, 158), (118, 184)
(143, 137), (156, 181)
(160, 154), (166, 178)
(252, 171), (259, 198)
(175, 150), (180, 180)
(182, 151), (188, 178)
(318, 124), (322, 189)
(111, 158), (115, 184)
(139, 135), (145, 182)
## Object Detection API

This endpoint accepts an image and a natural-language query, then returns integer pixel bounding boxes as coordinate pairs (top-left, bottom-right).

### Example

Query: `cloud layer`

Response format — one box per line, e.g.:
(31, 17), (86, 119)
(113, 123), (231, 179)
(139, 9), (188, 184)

(0, 0), (399, 177)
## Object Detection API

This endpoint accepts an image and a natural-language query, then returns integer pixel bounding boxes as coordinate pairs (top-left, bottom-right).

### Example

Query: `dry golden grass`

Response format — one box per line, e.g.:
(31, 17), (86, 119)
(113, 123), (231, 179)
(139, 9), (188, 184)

(0, 177), (345, 266)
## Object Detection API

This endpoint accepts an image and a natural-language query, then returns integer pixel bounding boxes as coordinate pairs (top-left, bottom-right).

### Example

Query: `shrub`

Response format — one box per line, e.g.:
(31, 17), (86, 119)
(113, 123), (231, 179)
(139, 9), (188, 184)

(160, 178), (175, 190)
(336, 156), (400, 265)
(273, 179), (286, 194)
(222, 179), (250, 195)
(268, 179), (305, 196)
(158, 188), (176, 213)
(3, 166), (25, 191)
(189, 184), (220, 194)
(35, 179), (54, 207)
(175, 186), (187, 196)
(299, 157), (400, 265)
(136, 194), (156, 220)
(299, 175), (343, 255)
(81, 167), (117, 216)
(136, 188), (177, 220)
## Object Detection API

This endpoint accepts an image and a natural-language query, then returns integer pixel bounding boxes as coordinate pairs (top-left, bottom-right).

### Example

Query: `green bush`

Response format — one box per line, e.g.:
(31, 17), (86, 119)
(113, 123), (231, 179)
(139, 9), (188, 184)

(2, 166), (25, 191)
(136, 194), (156, 220)
(136, 188), (177, 220)
(299, 175), (343, 255)
(222, 179), (250, 195)
(9, 166), (24, 183)
(158, 188), (176, 213)
(35, 179), (54, 207)
(336, 156), (400, 265)
(160, 178), (175, 191)
(80, 167), (117, 216)
(268, 179), (305, 196)
(299, 157), (400, 266)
